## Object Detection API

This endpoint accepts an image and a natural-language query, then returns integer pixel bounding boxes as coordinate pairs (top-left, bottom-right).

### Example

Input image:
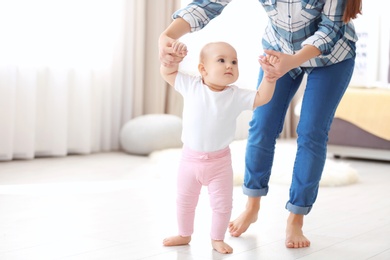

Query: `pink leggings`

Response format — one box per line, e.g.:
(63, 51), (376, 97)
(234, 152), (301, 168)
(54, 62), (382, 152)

(176, 146), (233, 241)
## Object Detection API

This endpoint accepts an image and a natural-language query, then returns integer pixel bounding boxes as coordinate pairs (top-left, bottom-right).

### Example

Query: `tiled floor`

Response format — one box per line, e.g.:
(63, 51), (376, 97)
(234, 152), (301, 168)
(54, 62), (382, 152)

(0, 139), (390, 260)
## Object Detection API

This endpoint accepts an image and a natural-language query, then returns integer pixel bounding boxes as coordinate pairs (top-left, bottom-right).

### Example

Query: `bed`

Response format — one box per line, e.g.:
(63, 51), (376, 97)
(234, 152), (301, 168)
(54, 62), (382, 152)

(327, 87), (390, 161)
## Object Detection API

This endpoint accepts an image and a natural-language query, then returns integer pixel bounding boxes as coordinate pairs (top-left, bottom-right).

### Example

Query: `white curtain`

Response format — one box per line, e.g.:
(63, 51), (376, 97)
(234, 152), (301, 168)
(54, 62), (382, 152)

(0, 0), (178, 161)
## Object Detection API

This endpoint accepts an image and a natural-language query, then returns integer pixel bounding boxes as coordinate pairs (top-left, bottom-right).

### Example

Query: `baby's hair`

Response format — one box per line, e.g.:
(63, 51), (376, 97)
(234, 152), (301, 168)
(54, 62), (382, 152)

(199, 42), (217, 63)
(199, 41), (236, 63)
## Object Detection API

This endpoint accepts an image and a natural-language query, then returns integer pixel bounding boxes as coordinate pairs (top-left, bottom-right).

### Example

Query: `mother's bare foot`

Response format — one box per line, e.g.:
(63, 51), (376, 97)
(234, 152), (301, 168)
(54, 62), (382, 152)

(285, 213), (310, 248)
(228, 208), (258, 237)
(163, 235), (191, 246)
(211, 240), (233, 254)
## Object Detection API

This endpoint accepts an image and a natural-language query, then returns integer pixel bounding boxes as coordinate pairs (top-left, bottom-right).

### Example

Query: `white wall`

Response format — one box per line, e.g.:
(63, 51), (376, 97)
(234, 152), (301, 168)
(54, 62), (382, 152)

(347, 0), (389, 88)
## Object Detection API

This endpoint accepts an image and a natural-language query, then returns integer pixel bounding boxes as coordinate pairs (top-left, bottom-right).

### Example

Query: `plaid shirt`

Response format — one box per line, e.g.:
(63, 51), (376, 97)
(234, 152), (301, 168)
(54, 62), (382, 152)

(173, 0), (358, 78)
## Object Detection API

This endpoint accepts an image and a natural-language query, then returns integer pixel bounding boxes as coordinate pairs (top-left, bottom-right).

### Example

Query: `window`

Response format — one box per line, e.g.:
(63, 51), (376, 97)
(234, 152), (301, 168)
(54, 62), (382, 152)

(0, 0), (123, 69)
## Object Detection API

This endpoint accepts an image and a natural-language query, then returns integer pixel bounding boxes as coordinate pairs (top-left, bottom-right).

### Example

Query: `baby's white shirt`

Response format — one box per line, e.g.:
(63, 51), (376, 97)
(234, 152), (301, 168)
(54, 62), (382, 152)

(175, 72), (257, 152)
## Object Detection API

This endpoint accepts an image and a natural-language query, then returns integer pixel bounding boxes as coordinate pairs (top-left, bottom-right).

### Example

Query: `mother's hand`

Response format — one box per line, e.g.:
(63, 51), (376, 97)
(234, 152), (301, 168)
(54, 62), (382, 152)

(259, 50), (297, 81)
(158, 34), (185, 67)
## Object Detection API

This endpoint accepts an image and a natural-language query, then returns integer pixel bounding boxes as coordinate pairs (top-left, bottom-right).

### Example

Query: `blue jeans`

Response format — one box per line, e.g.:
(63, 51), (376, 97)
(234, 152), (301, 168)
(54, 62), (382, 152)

(243, 57), (355, 215)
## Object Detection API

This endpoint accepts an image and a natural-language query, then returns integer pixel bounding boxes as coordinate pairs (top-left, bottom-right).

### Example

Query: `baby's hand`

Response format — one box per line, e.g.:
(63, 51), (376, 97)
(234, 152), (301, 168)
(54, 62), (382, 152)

(171, 41), (188, 58)
(265, 54), (279, 66)
(259, 55), (278, 83)
(258, 54), (279, 66)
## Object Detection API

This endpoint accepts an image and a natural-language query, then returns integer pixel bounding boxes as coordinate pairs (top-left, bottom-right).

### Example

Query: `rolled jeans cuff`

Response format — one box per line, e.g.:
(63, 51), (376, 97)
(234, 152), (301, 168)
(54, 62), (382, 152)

(242, 185), (268, 197)
(285, 202), (312, 215)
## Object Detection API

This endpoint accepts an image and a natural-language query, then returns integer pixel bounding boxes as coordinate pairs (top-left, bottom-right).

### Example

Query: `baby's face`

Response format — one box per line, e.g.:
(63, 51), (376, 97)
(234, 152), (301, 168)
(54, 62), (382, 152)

(201, 42), (239, 90)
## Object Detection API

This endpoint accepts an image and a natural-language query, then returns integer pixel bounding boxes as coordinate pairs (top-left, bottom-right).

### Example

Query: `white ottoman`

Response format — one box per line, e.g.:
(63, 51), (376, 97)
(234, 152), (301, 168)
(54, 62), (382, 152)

(120, 114), (182, 155)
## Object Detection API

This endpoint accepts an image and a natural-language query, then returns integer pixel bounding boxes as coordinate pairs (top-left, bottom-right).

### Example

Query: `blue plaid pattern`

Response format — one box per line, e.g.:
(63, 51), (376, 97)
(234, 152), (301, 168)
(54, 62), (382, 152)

(173, 0), (358, 78)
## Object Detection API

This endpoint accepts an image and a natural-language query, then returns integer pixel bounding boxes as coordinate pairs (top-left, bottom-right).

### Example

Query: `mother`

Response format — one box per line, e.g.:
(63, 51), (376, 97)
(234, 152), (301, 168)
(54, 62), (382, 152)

(159, 0), (362, 248)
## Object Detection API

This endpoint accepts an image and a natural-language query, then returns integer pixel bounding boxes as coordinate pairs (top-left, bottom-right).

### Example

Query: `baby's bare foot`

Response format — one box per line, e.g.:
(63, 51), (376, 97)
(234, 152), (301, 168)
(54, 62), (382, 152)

(285, 213), (310, 248)
(163, 235), (191, 246)
(211, 240), (233, 254)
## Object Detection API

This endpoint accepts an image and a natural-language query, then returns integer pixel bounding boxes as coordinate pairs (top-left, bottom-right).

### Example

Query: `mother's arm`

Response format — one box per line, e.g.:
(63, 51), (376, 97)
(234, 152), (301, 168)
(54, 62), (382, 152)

(261, 0), (346, 80)
(159, 18), (191, 68)
(260, 45), (321, 81)
(159, 0), (231, 67)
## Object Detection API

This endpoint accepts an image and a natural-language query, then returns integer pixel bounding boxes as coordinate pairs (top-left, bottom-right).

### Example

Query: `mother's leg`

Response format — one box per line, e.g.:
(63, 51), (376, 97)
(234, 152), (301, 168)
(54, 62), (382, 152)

(285, 58), (355, 248)
(229, 69), (303, 237)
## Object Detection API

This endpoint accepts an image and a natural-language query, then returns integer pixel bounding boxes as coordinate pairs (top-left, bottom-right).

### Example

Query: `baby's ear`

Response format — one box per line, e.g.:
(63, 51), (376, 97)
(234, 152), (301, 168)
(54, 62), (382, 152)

(198, 63), (206, 76)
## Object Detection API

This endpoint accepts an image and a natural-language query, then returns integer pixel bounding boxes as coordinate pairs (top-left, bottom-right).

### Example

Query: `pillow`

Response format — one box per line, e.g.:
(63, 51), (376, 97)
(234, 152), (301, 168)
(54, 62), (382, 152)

(120, 114), (182, 155)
